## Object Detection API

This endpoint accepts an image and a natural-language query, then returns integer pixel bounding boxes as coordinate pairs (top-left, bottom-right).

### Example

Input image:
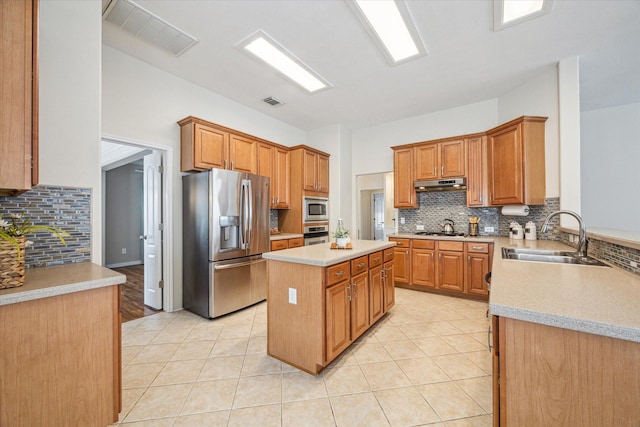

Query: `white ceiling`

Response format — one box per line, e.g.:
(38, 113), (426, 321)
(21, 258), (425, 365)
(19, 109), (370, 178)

(102, 0), (640, 131)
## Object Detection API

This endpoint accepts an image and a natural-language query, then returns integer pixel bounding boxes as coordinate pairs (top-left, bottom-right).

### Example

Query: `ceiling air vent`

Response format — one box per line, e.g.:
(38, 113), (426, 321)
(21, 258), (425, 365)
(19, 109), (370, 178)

(103, 0), (198, 56)
(263, 97), (285, 107)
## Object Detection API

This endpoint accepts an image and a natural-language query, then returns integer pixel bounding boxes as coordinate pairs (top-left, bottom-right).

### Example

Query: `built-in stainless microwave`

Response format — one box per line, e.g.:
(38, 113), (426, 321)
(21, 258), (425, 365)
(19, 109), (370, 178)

(303, 196), (329, 222)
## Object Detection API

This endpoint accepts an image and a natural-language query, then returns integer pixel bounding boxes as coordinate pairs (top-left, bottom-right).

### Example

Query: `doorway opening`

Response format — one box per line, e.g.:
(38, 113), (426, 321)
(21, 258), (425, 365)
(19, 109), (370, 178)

(356, 172), (396, 241)
(101, 136), (173, 322)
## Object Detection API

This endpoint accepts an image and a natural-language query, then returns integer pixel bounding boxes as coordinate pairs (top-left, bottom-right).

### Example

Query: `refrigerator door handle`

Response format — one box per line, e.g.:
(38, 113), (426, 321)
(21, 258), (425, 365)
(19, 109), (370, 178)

(213, 258), (265, 270)
(246, 179), (253, 252)
(240, 179), (252, 254)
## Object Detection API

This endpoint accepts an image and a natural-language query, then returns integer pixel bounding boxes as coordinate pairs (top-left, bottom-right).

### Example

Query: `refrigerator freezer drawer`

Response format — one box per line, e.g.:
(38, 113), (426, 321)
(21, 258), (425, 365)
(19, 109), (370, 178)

(209, 256), (266, 318)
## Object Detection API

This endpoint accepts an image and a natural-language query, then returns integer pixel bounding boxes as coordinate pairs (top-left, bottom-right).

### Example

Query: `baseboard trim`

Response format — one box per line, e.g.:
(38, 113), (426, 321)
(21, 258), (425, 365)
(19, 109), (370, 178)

(105, 260), (143, 269)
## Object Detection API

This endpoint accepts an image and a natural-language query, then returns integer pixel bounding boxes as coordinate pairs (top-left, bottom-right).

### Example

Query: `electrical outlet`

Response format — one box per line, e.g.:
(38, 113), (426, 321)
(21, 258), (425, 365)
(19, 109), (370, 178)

(400, 217), (406, 224)
(121, 248), (127, 254)
(631, 261), (638, 268)
(416, 224), (424, 230)
(484, 227), (495, 233)
(288, 288), (297, 305)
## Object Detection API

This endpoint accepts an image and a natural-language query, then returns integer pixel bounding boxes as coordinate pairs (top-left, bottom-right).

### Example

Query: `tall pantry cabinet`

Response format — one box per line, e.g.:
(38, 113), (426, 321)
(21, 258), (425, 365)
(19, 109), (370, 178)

(0, 0), (39, 196)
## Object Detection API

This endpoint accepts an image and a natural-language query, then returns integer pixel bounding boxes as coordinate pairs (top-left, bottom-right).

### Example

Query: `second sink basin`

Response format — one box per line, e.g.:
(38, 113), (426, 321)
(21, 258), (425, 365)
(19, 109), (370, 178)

(501, 248), (608, 266)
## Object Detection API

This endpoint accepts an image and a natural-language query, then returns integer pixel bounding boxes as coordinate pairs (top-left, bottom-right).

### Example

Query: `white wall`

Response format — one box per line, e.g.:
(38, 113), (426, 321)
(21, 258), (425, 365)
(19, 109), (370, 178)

(581, 102), (640, 231)
(102, 46), (306, 310)
(39, 1), (102, 262)
(497, 65), (560, 198)
(351, 99), (499, 177)
(306, 125), (352, 233)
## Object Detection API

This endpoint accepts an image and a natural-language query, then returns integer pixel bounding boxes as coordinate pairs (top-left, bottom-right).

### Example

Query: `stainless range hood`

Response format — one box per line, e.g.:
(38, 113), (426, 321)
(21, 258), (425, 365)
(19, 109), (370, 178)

(414, 177), (466, 192)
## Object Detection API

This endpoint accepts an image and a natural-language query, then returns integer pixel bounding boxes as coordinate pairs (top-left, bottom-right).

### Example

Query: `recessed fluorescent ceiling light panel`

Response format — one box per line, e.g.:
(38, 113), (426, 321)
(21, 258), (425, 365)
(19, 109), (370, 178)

(348, 0), (426, 65)
(238, 31), (330, 93)
(493, 0), (553, 31)
(103, 0), (198, 56)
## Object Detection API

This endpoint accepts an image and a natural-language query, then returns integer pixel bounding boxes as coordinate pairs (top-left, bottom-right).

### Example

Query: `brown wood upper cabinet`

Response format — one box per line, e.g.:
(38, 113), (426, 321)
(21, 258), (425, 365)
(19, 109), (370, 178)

(0, 0), (39, 196)
(257, 142), (290, 209)
(179, 116), (258, 174)
(486, 116), (547, 206)
(415, 139), (466, 180)
(393, 147), (416, 208)
(466, 136), (487, 207)
(298, 147), (329, 195)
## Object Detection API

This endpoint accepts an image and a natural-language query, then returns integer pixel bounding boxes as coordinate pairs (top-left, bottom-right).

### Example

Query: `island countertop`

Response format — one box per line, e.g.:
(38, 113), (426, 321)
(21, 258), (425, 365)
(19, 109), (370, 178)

(0, 262), (126, 306)
(262, 240), (396, 267)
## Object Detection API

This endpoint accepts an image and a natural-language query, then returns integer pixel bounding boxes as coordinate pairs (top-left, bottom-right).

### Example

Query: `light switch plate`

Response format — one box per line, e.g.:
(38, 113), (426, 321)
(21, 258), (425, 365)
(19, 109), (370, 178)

(288, 288), (297, 304)
(400, 217), (406, 224)
(416, 224), (424, 230)
(484, 227), (495, 233)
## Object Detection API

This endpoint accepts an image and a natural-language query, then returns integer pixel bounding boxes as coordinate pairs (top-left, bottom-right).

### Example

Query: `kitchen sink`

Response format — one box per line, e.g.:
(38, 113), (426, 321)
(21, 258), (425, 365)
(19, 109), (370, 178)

(501, 248), (609, 266)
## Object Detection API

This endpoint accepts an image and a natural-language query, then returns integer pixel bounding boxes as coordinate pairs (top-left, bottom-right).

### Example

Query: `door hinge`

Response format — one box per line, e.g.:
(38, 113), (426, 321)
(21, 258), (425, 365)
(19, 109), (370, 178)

(159, 280), (164, 289)
(158, 223), (164, 231)
(158, 164), (164, 174)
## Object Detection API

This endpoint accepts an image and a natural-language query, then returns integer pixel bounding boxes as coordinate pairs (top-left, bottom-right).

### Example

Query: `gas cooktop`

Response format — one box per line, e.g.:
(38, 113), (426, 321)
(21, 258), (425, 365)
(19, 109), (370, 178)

(414, 231), (467, 237)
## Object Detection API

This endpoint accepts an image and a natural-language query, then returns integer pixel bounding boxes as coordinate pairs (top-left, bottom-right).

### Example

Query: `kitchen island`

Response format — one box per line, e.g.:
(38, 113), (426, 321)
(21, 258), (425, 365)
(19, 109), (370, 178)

(488, 237), (640, 427)
(0, 262), (125, 427)
(263, 240), (396, 374)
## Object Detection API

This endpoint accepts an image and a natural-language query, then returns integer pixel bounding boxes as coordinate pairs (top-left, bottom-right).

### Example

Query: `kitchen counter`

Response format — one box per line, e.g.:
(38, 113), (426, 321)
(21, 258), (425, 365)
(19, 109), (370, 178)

(262, 239), (396, 267)
(388, 232), (494, 243)
(489, 237), (640, 343)
(269, 232), (303, 241)
(389, 233), (640, 343)
(0, 262), (126, 306)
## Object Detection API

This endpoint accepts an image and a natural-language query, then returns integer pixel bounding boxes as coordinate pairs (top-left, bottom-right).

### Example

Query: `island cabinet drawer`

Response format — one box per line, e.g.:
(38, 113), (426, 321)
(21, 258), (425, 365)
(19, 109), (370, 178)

(438, 241), (464, 252)
(412, 239), (435, 249)
(351, 256), (369, 276)
(384, 248), (394, 262)
(369, 251), (383, 268)
(288, 237), (304, 248)
(389, 238), (410, 248)
(270, 240), (288, 251)
(327, 262), (350, 286)
(466, 242), (489, 253)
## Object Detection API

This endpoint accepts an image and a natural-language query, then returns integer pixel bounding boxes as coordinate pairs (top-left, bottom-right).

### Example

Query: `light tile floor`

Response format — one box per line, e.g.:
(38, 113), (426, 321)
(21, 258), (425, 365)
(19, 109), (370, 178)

(113, 288), (493, 427)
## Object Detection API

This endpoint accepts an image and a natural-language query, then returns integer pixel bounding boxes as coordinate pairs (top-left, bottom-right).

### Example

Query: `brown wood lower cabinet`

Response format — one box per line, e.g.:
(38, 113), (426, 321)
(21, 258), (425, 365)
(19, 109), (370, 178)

(267, 248), (395, 375)
(394, 237), (493, 300)
(493, 316), (640, 426)
(270, 237), (304, 252)
(0, 285), (122, 426)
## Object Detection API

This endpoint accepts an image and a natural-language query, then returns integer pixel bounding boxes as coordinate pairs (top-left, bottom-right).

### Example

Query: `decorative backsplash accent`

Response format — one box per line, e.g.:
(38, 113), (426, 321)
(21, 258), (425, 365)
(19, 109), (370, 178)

(270, 210), (279, 230)
(589, 239), (640, 276)
(0, 186), (91, 268)
(398, 191), (559, 239)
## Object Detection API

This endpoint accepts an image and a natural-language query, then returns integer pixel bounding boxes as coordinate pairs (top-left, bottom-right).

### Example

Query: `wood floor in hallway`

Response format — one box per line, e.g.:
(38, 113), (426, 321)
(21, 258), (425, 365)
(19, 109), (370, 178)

(112, 264), (161, 323)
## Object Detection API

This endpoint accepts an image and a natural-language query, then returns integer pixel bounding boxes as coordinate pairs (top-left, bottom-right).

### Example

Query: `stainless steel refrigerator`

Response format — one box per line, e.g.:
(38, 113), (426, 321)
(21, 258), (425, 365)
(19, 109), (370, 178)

(182, 169), (270, 318)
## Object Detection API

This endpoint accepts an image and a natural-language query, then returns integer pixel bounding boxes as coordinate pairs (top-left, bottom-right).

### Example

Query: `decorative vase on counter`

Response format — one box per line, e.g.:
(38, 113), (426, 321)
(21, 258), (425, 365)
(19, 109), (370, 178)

(0, 236), (25, 289)
(333, 218), (350, 248)
(336, 237), (348, 248)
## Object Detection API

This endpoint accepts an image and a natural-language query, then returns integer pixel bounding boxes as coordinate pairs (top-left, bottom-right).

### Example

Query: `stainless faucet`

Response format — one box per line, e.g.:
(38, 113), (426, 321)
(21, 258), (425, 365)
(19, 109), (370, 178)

(541, 210), (587, 257)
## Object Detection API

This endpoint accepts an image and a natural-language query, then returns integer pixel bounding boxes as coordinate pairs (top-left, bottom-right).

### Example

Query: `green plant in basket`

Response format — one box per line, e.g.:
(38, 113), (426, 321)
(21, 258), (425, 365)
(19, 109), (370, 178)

(0, 213), (69, 259)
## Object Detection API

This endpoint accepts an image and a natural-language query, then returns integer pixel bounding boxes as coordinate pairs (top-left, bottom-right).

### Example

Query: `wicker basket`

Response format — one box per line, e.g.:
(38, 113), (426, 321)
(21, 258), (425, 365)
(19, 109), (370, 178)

(0, 236), (25, 289)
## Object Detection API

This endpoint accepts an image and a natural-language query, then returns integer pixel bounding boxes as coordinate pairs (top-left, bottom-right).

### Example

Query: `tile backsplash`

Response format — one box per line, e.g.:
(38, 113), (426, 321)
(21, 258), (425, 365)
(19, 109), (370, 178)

(398, 191), (559, 239)
(397, 191), (639, 277)
(0, 185), (91, 268)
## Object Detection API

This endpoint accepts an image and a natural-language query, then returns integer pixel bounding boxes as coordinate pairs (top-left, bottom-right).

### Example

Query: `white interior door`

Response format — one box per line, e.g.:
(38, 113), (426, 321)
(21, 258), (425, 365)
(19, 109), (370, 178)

(372, 192), (384, 241)
(143, 151), (163, 310)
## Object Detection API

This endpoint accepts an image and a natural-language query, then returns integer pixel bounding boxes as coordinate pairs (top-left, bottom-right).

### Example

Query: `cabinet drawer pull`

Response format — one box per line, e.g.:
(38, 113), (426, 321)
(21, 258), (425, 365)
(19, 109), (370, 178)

(347, 284), (351, 301)
(472, 246), (484, 250)
(335, 271), (345, 277)
(374, 257), (380, 262)
(351, 283), (357, 297)
(441, 166), (444, 175)
(357, 262), (365, 269)
(488, 326), (492, 353)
